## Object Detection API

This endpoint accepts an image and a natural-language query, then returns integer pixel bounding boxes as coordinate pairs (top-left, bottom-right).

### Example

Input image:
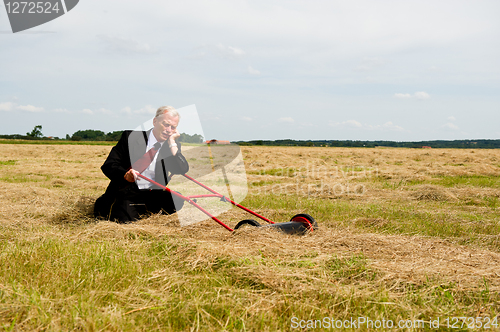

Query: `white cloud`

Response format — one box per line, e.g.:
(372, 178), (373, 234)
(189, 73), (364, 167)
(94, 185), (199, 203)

(79, 107), (114, 115)
(0, 102), (44, 112)
(242, 116), (253, 122)
(97, 35), (156, 54)
(133, 105), (156, 115)
(16, 104), (44, 112)
(248, 66), (261, 75)
(414, 91), (430, 100)
(121, 105), (156, 115)
(95, 108), (114, 115)
(216, 43), (245, 57)
(394, 91), (431, 100)
(447, 116), (456, 121)
(380, 121), (404, 131)
(226, 45), (245, 56)
(344, 120), (363, 128)
(278, 117), (294, 123)
(442, 123), (459, 130)
(0, 102), (14, 111)
(330, 120), (405, 131)
(121, 107), (132, 115)
(189, 43), (246, 60)
(330, 120), (363, 128)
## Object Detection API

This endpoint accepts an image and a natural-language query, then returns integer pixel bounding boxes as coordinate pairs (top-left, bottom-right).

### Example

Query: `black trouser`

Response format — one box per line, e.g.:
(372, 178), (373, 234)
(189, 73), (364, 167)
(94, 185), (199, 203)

(94, 185), (185, 223)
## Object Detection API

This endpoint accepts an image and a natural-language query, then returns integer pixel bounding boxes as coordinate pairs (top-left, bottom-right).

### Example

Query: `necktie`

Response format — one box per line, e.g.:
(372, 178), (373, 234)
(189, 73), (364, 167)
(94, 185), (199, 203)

(131, 142), (161, 174)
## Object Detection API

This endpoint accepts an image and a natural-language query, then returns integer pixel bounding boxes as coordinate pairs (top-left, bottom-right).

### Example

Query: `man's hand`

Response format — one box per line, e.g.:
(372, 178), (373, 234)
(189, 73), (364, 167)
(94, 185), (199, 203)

(168, 129), (180, 144)
(168, 129), (180, 155)
(124, 169), (139, 182)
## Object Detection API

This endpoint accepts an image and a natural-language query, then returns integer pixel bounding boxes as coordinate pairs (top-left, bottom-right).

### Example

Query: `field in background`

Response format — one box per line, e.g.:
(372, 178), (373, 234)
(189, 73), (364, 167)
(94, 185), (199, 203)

(0, 144), (499, 331)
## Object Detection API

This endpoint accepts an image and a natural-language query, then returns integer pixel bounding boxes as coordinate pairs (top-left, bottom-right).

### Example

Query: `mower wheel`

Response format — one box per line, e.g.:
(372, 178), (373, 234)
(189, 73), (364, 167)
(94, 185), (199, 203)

(290, 213), (318, 230)
(234, 219), (261, 229)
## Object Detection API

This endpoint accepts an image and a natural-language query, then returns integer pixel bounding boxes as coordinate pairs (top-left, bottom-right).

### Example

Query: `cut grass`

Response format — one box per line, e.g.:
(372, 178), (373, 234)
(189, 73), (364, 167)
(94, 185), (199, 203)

(0, 229), (498, 331)
(241, 193), (500, 251)
(1, 144), (500, 330)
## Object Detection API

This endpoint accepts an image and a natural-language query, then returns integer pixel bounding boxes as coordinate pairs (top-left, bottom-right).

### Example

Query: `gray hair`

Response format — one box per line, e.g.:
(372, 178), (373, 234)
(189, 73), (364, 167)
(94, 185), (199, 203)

(155, 106), (179, 119)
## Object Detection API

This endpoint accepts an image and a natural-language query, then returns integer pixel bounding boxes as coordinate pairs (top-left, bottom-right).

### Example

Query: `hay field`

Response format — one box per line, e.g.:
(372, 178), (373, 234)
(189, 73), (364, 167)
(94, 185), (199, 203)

(0, 143), (499, 331)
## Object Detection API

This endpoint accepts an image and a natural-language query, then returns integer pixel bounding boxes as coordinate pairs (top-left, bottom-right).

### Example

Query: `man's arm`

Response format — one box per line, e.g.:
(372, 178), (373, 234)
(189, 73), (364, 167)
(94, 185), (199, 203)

(101, 131), (132, 182)
(167, 141), (189, 175)
(163, 129), (189, 175)
(157, 140), (189, 181)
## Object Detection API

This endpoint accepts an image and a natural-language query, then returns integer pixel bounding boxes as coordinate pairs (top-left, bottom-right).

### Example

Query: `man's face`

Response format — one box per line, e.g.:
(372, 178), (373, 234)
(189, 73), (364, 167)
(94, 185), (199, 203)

(152, 112), (179, 142)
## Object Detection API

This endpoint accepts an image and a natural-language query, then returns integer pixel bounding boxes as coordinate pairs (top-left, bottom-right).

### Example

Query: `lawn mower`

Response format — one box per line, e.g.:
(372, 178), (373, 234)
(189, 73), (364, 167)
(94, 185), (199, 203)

(136, 172), (317, 235)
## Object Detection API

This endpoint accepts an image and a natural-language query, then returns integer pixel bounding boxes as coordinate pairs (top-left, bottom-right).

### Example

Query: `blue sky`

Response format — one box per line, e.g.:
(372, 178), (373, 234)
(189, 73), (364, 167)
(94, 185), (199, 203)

(1, 0), (499, 141)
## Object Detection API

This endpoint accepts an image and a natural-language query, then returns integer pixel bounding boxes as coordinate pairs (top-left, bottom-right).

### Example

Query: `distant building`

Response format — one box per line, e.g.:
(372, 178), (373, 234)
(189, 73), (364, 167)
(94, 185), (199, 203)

(205, 139), (231, 145)
(422, 146), (432, 149)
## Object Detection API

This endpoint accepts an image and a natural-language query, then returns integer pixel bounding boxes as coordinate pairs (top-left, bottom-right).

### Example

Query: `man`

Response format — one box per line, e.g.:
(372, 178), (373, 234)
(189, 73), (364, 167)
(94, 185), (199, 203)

(94, 106), (189, 223)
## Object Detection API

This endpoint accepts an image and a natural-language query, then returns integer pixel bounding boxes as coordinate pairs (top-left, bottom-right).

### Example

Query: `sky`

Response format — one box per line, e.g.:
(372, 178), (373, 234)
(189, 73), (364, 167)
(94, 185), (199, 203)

(1, 0), (499, 141)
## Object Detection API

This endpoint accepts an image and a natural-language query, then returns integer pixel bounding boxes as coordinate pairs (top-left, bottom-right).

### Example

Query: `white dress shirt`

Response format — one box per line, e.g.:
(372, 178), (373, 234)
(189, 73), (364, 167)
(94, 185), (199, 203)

(136, 131), (164, 189)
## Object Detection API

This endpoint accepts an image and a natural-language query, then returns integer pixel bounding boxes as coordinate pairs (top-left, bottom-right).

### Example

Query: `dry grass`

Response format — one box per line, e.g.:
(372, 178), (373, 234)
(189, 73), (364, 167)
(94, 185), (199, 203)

(1, 144), (500, 331)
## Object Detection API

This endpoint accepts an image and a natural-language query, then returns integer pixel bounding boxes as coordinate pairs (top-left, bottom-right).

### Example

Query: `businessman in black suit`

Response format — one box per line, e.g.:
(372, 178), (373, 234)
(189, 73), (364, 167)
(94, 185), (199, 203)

(94, 106), (189, 223)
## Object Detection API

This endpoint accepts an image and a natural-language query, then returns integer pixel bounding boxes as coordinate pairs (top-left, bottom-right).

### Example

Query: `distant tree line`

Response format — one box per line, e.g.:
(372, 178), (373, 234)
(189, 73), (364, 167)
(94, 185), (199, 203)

(179, 133), (204, 143)
(0, 126), (204, 143)
(68, 130), (124, 141)
(235, 139), (500, 149)
(69, 130), (203, 143)
(2, 126), (498, 148)
(0, 125), (50, 140)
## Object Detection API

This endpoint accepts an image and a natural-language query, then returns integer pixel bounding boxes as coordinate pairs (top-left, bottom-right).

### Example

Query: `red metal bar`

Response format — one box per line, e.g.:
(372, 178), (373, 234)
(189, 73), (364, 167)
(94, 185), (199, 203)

(185, 199), (234, 232)
(231, 202), (275, 224)
(186, 194), (222, 199)
(291, 216), (314, 232)
(182, 174), (275, 224)
(135, 173), (234, 231)
(182, 174), (220, 194)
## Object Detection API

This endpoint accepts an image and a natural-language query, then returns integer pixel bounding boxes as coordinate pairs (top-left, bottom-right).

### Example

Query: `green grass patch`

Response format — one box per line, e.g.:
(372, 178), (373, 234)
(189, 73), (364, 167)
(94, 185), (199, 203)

(325, 253), (377, 282)
(248, 167), (298, 177)
(0, 173), (52, 183)
(59, 159), (84, 163)
(242, 194), (500, 251)
(341, 166), (373, 172)
(0, 160), (16, 166)
(380, 178), (427, 189)
(250, 180), (282, 187)
(369, 176), (426, 188)
(369, 174), (500, 189)
(0, 139), (116, 146)
(462, 196), (500, 208)
(436, 174), (500, 188)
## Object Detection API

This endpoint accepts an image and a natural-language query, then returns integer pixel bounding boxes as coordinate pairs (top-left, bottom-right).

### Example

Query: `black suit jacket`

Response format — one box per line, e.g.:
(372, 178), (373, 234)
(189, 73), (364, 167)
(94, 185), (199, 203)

(101, 130), (189, 194)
